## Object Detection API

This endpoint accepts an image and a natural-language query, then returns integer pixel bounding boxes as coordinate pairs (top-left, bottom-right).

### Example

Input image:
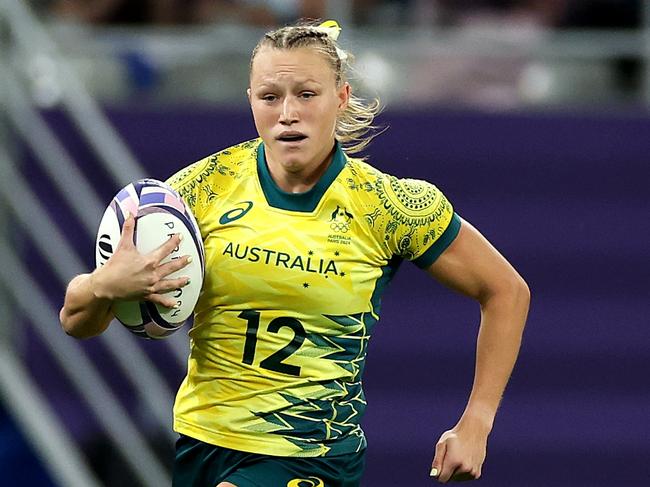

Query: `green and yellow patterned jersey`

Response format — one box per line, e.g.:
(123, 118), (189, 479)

(166, 139), (461, 458)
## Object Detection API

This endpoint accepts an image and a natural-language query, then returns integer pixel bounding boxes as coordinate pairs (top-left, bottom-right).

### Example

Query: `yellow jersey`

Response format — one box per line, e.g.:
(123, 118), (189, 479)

(167, 139), (460, 457)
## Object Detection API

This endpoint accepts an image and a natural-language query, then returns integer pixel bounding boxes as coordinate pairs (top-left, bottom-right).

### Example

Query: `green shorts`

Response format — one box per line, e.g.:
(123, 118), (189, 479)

(172, 434), (366, 487)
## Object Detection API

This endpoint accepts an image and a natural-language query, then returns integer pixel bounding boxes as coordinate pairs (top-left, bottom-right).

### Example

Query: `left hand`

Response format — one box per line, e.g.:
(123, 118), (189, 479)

(430, 423), (488, 483)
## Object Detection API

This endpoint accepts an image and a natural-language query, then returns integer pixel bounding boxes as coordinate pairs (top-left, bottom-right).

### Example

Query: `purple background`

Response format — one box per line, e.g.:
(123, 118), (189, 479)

(13, 107), (650, 486)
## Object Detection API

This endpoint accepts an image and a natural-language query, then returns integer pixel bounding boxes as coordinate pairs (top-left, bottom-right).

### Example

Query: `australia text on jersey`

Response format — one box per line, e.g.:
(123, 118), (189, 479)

(222, 242), (341, 277)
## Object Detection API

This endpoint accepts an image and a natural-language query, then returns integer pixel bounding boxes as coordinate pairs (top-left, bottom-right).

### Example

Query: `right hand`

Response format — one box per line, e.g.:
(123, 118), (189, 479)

(91, 212), (191, 308)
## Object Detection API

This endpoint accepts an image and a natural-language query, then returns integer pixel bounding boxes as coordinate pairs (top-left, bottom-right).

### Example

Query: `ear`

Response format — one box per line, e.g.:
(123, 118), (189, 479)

(338, 82), (351, 111)
(247, 88), (252, 104)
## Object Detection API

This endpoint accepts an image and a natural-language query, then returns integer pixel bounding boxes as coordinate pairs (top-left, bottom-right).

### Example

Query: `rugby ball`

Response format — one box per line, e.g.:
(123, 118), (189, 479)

(95, 178), (204, 339)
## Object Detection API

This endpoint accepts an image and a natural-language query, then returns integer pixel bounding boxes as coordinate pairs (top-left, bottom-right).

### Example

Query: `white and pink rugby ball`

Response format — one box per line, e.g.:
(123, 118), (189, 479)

(95, 178), (205, 339)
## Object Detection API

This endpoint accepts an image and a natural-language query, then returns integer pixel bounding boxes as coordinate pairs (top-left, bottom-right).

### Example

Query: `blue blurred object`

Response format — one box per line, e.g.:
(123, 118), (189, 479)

(120, 50), (160, 94)
(0, 403), (55, 486)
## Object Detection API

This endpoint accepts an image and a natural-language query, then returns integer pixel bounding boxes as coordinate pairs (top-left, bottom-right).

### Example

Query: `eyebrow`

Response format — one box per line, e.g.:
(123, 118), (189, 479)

(255, 78), (323, 89)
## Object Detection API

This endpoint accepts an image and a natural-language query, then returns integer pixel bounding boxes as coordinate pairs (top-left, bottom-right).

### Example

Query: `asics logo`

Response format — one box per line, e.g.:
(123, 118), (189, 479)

(219, 201), (253, 224)
(287, 477), (324, 487)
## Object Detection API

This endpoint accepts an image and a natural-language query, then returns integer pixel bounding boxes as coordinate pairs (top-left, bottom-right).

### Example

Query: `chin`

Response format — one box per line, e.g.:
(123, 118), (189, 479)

(272, 144), (311, 167)
(280, 156), (310, 173)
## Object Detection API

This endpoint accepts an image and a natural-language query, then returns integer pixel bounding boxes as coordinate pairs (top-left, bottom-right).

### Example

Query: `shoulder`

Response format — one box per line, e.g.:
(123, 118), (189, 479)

(338, 156), (383, 196)
(166, 138), (260, 209)
(167, 138), (260, 189)
(341, 154), (457, 263)
(342, 156), (451, 223)
(377, 175), (451, 225)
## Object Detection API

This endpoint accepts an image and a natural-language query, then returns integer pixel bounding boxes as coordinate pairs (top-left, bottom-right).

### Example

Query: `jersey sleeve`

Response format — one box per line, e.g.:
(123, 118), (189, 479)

(165, 139), (261, 222)
(377, 175), (461, 268)
(165, 156), (214, 222)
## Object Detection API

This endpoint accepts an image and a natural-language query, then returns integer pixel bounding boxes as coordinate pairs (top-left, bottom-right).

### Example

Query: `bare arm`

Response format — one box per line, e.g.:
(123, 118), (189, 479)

(60, 214), (190, 339)
(59, 272), (114, 339)
(428, 218), (530, 483)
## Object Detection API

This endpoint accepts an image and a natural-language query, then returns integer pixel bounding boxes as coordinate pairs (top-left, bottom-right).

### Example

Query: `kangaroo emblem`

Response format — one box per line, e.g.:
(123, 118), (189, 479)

(329, 205), (353, 233)
(330, 205), (354, 223)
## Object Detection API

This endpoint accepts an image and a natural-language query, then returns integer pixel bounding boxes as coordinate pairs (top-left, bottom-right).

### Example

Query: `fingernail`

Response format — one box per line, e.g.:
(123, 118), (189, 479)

(430, 467), (439, 477)
(185, 278), (191, 285)
(173, 303), (180, 309)
(178, 233), (184, 241)
(187, 256), (193, 263)
(124, 210), (131, 220)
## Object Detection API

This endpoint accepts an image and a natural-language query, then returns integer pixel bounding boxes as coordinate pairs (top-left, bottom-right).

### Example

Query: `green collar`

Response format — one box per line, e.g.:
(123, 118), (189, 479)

(256, 141), (347, 212)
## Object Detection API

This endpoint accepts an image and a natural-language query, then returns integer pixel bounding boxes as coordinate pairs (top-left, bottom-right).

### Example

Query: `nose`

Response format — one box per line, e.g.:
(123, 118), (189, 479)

(279, 96), (299, 125)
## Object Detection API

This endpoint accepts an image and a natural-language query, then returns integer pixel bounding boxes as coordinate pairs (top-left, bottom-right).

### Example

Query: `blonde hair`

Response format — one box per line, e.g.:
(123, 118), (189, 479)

(250, 21), (383, 156)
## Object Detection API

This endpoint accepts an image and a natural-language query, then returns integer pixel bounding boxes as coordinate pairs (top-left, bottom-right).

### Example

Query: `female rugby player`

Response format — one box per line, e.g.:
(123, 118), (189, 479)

(60, 20), (530, 486)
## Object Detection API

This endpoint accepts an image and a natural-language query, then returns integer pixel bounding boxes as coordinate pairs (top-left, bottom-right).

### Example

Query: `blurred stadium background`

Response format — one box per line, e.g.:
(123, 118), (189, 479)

(0, 0), (648, 486)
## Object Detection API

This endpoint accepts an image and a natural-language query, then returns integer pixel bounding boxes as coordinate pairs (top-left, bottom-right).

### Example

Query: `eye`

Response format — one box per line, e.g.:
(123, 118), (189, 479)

(261, 94), (277, 102)
(300, 92), (316, 100)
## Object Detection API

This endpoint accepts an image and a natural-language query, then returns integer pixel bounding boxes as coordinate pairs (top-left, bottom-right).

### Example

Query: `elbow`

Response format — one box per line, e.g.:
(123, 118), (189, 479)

(61, 324), (100, 340)
(59, 307), (81, 338)
(506, 275), (531, 332)
(513, 273), (531, 309)
(502, 272), (531, 311)
(482, 271), (531, 312)
(59, 307), (94, 339)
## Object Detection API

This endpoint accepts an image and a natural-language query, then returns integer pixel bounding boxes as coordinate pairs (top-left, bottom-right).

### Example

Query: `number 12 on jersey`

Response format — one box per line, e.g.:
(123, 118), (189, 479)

(238, 310), (306, 377)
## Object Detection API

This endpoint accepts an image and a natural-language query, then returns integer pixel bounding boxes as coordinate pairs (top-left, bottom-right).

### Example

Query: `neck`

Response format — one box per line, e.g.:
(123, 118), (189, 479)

(266, 143), (336, 194)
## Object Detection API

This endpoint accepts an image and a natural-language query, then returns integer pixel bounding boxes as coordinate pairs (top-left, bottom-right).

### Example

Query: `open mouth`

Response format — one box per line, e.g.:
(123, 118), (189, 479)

(277, 132), (307, 143)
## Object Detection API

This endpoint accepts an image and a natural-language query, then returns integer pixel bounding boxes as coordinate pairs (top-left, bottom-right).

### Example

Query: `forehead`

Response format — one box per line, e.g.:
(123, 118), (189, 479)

(250, 47), (336, 85)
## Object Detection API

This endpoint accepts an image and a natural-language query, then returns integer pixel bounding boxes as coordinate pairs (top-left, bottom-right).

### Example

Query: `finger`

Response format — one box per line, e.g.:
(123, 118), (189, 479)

(157, 255), (193, 278)
(148, 276), (190, 295)
(151, 233), (183, 263)
(438, 464), (459, 484)
(117, 211), (136, 250)
(145, 292), (182, 309)
(431, 441), (447, 480)
(438, 453), (460, 483)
